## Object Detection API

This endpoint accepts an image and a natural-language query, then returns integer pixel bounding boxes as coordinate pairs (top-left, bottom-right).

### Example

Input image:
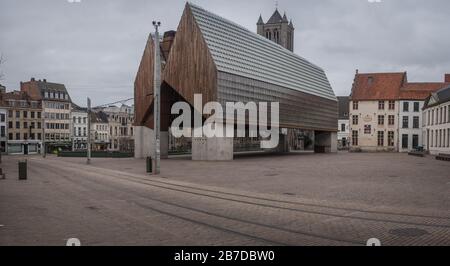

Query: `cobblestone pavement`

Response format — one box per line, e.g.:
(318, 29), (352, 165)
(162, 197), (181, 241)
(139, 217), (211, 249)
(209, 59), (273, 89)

(0, 153), (449, 246)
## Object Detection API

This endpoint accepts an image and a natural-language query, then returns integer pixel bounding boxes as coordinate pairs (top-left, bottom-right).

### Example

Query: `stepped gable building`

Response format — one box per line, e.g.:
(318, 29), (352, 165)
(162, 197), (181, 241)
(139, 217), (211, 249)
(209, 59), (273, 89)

(134, 3), (338, 160)
(349, 71), (449, 152)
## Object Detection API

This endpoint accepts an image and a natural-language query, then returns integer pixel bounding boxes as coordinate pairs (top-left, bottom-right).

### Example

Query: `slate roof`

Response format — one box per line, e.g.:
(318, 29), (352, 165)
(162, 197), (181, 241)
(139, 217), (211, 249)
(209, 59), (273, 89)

(188, 3), (336, 101)
(337, 96), (350, 120)
(267, 9), (283, 24)
(90, 111), (109, 124)
(423, 85), (450, 109)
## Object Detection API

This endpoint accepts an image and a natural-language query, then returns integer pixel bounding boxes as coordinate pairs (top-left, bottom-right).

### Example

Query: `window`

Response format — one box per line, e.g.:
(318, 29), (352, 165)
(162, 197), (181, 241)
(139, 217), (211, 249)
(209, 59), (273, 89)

(16, 111), (20, 118)
(364, 125), (371, 134)
(389, 101), (395, 110)
(352, 115), (359, 125)
(37, 133), (42, 140)
(402, 116), (409, 129)
(16, 121), (20, 129)
(414, 102), (420, 112)
(23, 111), (28, 118)
(377, 131), (385, 147)
(448, 105), (450, 123)
(0, 113), (4, 122)
(388, 131), (395, 147)
(352, 131), (359, 146)
(24, 122), (28, 129)
(9, 133), (13, 140)
(444, 106), (447, 123)
(353, 101), (359, 110)
(31, 111), (35, 119)
(403, 102), (409, 112)
(16, 133), (20, 140)
(388, 115), (395, 126)
(412, 135), (419, 149)
(37, 112), (41, 119)
(402, 134), (409, 149)
(0, 126), (5, 137)
(8, 121), (13, 129)
(413, 117), (419, 129)
(378, 101), (385, 110)
(432, 110), (435, 125)
(378, 115), (385, 126)
(341, 124), (346, 132)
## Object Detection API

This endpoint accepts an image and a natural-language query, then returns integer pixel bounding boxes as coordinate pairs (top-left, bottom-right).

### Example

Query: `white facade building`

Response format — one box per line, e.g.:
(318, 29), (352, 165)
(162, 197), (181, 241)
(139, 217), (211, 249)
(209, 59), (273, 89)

(90, 111), (110, 151)
(0, 108), (7, 153)
(423, 86), (450, 155)
(398, 100), (423, 152)
(337, 96), (350, 149)
(71, 105), (88, 150)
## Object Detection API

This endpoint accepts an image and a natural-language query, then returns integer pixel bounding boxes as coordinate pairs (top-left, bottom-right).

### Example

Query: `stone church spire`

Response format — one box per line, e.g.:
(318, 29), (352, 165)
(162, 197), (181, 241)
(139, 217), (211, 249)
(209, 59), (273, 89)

(256, 9), (295, 52)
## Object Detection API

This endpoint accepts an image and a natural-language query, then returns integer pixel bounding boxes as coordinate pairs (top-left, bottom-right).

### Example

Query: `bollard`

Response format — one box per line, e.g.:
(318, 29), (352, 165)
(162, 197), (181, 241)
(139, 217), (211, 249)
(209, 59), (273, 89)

(146, 157), (153, 174)
(18, 160), (27, 180)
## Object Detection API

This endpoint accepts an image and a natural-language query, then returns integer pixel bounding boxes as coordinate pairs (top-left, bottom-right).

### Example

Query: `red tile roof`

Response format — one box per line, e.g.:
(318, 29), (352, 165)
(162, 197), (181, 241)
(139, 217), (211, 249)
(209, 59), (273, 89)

(351, 72), (449, 101)
(399, 82), (450, 100)
(351, 72), (406, 101)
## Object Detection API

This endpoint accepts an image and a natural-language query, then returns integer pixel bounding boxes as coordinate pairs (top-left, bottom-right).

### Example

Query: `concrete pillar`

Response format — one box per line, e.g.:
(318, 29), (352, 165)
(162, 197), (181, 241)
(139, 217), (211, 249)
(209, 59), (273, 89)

(161, 131), (169, 159)
(275, 133), (289, 153)
(192, 136), (234, 161)
(134, 126), (154, 159)
(314, 131), (337, 153)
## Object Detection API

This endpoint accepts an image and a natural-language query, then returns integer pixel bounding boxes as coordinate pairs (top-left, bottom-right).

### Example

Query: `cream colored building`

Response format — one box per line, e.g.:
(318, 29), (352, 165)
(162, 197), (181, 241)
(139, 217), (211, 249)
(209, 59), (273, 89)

(21, 78), (72, 153)
(349, 100), (398, 152)
(101, 105), (134, 152)
(349, 72), (449, 152)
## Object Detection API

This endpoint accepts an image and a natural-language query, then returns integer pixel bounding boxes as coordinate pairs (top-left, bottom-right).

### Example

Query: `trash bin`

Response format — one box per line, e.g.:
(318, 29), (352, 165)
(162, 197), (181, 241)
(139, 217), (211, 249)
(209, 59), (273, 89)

(146, 157), (153, 174)
(19, 160), (27, 180)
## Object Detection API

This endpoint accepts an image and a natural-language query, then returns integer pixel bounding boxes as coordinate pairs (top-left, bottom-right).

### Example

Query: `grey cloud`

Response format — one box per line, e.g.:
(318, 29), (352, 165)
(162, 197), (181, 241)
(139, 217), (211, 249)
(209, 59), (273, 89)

(1, 0), (449, 105)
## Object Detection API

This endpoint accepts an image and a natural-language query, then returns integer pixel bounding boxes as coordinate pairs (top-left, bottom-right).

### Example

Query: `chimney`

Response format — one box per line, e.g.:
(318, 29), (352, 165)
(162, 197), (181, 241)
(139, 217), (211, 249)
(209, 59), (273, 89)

(161, 31), (176, 60)
(31, 77), (35, 82)
(43, 79), (47, 83)
(445, 74), (450, 83)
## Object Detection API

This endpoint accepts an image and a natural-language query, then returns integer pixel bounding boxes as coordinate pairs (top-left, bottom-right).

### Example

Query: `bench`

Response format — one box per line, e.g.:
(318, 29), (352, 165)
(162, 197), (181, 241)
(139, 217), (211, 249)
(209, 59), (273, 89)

(436, 154), (450, 161)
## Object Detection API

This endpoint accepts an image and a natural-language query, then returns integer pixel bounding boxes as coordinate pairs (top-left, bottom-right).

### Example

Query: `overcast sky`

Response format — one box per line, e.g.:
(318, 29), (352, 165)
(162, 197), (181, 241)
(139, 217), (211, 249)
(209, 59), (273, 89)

(1, 0), (449, 106)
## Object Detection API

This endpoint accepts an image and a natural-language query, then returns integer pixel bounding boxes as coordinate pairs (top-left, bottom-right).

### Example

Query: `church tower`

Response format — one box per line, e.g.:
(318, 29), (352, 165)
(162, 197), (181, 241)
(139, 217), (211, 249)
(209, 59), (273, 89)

(257, 9), (295, 52)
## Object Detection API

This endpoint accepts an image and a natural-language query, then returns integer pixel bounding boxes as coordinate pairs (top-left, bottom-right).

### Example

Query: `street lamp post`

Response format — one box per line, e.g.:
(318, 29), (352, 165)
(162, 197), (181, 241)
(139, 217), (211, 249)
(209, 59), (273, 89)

(152, 21), (161, 175)
(87, 97), (91, 165)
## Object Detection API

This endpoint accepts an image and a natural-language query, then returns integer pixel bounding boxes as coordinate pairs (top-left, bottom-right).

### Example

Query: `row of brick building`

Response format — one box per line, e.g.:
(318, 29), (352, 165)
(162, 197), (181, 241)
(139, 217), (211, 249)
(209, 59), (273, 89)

(337, 72), (450, 155)
(0, 79), (134, 155)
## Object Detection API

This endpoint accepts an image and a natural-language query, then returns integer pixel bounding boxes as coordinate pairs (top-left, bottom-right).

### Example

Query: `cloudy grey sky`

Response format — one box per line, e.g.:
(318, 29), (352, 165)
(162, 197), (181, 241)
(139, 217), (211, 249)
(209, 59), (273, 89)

(1, 0), (449, 106)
